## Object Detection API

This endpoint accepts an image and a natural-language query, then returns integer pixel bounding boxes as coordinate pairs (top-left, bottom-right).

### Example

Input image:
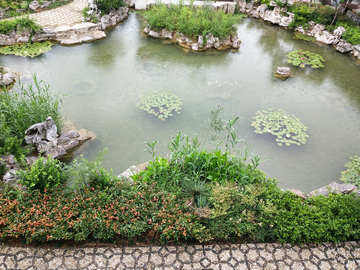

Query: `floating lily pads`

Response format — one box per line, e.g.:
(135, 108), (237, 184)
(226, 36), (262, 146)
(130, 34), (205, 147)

(0, 41), (53, 58)
(251, 108), (309, 146)
(135, 90), (182, 121)
(286, 49), (325, 68)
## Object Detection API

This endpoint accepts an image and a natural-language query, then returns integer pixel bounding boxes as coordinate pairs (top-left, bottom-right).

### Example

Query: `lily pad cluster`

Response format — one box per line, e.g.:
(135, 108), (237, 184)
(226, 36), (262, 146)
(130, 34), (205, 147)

(0, 41), (53, 58)
(293, 32), (316, 42)
(286, 49), (325, 68)
(135, 90), (182, 121)
(251, 109), (309, 146)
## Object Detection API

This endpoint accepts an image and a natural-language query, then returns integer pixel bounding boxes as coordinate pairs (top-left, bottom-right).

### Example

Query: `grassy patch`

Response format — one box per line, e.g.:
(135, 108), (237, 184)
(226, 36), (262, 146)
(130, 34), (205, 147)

(143, 2), (244, 39)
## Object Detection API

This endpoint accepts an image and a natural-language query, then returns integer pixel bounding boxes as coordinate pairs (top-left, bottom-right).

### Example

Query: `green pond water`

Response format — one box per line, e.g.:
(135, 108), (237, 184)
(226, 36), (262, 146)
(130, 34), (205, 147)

(2, 14), (360, 193)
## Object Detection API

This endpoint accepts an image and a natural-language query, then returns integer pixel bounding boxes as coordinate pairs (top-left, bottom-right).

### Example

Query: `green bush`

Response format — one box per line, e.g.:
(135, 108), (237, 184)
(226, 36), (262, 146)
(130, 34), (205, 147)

(0, 20), (18, 34)
(17, 156), (66, 192)
(340, 155), (360, 187)
(0, 16), (41, 35)
(64, 149), (116, 192)
(260, 183), (360, 244)
(342, 27), (360, 45)
(144, 3), (243, 39)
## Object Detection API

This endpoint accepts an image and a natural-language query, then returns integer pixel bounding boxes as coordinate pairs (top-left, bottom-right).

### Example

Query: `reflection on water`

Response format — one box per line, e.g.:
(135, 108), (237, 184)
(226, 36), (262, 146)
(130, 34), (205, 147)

(1, 15), (360, 193)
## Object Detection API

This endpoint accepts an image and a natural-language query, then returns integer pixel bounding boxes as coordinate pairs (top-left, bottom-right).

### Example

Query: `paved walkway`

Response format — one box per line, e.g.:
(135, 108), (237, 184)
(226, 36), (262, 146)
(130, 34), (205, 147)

(29, 0), (87, 28)
(1, 241), (360, 269)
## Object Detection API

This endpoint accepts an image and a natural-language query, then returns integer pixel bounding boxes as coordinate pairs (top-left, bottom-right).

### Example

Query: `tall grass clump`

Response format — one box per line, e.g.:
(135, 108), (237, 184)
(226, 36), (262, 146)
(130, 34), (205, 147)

(144, 2), (243, 38)
(0, 75), (63, 160)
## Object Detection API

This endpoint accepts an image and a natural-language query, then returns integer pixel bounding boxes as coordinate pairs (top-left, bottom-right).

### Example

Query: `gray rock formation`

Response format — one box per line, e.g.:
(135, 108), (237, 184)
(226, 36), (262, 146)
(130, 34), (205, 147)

(2, 73), (16, 85)
(336, 41), (354, 53)
(308, 181), (358, 197)
(264, 7), (282, 25)
(29, 0), (40, 11)
(275, 67), (291, 79)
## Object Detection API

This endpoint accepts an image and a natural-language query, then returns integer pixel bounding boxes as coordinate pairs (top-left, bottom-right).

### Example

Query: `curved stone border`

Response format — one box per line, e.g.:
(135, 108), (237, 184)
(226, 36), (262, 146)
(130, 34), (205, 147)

(0, 241), (359, 269)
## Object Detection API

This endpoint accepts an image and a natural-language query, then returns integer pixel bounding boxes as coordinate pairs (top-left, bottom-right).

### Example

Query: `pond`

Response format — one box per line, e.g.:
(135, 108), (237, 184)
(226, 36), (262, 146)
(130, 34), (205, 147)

(1, 14), (360, 193)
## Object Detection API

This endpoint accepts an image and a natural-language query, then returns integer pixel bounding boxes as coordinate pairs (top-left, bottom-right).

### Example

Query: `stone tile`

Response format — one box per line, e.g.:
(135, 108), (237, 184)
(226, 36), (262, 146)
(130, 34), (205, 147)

(303, 260), (318, 270)
(107, 254), (122, 268)
(346, 259), (358, 269)
(232, 248), (246, 262)
(163, 252), (177, 266)
(318, 260), (332, 270)
(246, 249), (258, 261)
(121, 254), (135, 268)
(273, 249), (286, 261)
(290, 261), (305, 269)
(149, 252), (163, 266)
(17, 258), (35, 269)
(219, 249), (231, 262)
(264, 262), (277, 270)
(177, 251), (191, 263)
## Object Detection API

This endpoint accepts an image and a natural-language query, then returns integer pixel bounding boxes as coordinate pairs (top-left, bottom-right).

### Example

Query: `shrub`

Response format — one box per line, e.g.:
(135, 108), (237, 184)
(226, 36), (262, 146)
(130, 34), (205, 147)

(17, 156), (66, 192)
(342, 27), (360, 45)
(0, 16), (41, 35)
(0, 75), (63, 140)
(260, 183), (360, 244)
(0, 20), (18, 34)
(144, 3), (243, 39)
(64, 149), (116, 192)
(340, 155), (360, 187)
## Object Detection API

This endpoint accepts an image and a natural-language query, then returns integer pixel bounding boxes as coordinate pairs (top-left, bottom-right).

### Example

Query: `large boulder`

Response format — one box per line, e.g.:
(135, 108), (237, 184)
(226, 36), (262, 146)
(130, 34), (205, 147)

(1, 73), (16, 85)
(29, 0), (40, 10)
(315, 30), (336, 45)
(336, 41), (354, 53)
(333, 26), (346, 37)
(275, 67), (291, 79)
(308, 181), (358, 197)
(264, 6), (281, 25)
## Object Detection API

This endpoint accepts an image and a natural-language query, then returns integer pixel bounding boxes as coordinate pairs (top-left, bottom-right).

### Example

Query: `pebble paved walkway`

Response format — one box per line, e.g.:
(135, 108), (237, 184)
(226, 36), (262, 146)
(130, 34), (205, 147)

(29, 0), (87, 28)
(1, 241), (360, 269)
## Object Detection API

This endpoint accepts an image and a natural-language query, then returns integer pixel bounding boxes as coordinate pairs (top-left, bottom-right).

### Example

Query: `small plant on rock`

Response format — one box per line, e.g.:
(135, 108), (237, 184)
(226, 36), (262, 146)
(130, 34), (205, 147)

(340, 155), (360, 187)
(251, 108), (309, 146)
(135, 89), (182, 121)
(286, 49), (325, 68)
(293, 32), (316, 42)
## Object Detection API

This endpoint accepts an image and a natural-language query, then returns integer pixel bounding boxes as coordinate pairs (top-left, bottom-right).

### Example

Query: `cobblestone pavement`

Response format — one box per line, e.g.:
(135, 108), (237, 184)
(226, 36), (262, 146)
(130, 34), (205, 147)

(29, 0), (87, 28)
(1, 241), (360, 269)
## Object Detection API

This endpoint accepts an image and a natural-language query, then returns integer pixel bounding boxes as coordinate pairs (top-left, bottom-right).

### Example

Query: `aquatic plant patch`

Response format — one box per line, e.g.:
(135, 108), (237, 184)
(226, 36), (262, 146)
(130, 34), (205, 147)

(0, 41), (53, 58)
(135, 90), (182, 120)
(293, 32), (316, 42)
(286, 49), (325, 68)
(251, 109), (309, 146)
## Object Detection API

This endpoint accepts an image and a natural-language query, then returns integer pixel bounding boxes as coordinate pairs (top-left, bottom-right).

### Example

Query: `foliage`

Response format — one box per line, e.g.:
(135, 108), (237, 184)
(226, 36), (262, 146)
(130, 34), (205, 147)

(143, 2), (243, 39)
(96, 0), (125, 15)
(0, 41), (53, 58)
(0, 75), (63, 141)
(0, 16), (41, 35)
(135, 89), (182, 121)
(260, 182), (360, 244)
(286, 49), (325, 68)
(252, 108), (309, 146)
(342, 27), (360, 45)
(64, 149), (116, 192)
(17, 156), (66, 192)
(340, 155), (360, 187)
(293, 32), (315, 42)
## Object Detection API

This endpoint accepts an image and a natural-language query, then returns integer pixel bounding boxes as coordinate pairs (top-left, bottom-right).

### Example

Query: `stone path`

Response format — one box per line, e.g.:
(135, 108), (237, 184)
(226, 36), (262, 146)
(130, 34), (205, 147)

(1, 241), (360, 269)
(29, 0), (87, 28)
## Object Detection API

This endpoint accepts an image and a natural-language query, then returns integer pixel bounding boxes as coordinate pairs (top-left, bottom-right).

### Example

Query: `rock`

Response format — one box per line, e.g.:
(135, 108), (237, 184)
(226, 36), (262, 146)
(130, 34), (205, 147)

(275, 67), (291, 79)
(29, 0), (40, 10)
(333, 26), (346, 37)
(354, 45), (360, 52)
(54, 25), (75, 38)
(2, 73), (16, 85)
(100, 15), (112, 30)
(257, 4), (267, 19)
(336, 41), (354, 53)
(308, 181), (358, 197)
(279, 13), (294, 27)
(264, 6), (281, 25)
(118, 165), (139, 184)
(124, 0), (135, 7)
(205, 33), (216, 48)
(231, 34), (241, 49)
(161, 29), (172, 39)
(315, 30), (336, 45)
(191, 42), (199, 51)
(289, 189), (306, 199)
(198, 35), (203, 48)
(148, 30), (160, 38)
(61, 38), (83, 46)
(40, 1), (50, 8)
(3, 169), (17, 183)
(25, 116), (58, 145)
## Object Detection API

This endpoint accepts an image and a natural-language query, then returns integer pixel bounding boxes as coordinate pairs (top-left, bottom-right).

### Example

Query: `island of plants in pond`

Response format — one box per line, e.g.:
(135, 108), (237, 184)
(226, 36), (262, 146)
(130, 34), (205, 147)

(135, 89), (182, 120)
(143, 3), (242, 39)
(0, 41), (53, 58)
(286, 49), (325, 68)
(251, 108), (309, 146)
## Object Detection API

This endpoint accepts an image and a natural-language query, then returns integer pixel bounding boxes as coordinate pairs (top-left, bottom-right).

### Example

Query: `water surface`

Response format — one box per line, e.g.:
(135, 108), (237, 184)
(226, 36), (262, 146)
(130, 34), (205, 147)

(2, 14), (360, 192)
